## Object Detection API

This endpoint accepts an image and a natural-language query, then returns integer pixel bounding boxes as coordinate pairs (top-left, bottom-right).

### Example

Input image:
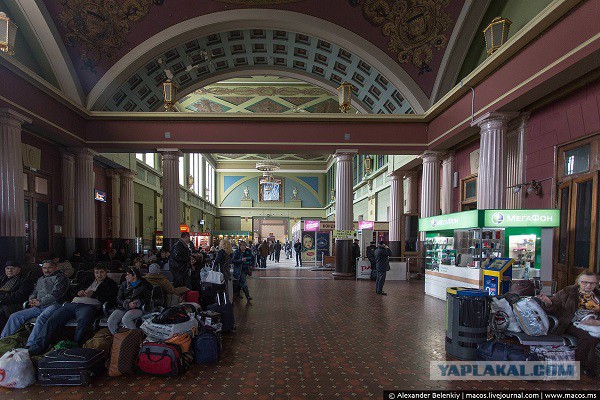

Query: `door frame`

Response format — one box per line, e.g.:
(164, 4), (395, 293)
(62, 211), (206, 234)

(23, 169), (53, 261)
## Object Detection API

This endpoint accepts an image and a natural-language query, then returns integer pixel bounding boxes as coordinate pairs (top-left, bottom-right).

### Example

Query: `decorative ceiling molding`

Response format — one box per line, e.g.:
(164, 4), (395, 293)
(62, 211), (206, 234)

(102, 28), (414, 114)
(214, 0), (304, 3)
(14, 0), (85, 104)
(87, 9), (428, 112)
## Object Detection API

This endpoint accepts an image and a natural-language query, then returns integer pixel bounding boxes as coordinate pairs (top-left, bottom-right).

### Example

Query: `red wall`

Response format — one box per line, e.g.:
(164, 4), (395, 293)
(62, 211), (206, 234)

(94, 166), (112, 240)
(452, 140), (480, 213)
(524, 80), (600, 209)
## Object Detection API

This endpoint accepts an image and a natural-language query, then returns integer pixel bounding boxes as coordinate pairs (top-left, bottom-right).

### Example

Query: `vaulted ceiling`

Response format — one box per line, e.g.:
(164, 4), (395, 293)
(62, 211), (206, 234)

(2, 0), (554, 114)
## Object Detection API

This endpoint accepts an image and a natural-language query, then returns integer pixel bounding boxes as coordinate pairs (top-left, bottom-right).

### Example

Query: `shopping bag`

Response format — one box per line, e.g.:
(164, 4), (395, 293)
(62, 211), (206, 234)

(0, 348), (36, 388)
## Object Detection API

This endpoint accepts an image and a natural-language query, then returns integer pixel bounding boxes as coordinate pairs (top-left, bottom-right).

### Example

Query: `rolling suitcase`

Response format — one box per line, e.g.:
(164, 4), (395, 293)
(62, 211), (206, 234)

(194, 327), (221, 364)
(206, 291), (235, 332)
(38, 348), (106, 386)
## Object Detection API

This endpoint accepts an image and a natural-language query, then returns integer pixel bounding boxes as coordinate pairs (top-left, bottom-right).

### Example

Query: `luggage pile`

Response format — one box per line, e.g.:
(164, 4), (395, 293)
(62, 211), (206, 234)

(0, 288), (234, 388)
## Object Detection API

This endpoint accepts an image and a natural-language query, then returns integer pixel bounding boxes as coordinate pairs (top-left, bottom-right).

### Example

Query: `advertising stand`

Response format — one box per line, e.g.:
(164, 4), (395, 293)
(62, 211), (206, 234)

(291, 220), (333, 266)
(419, 209), (559, 300)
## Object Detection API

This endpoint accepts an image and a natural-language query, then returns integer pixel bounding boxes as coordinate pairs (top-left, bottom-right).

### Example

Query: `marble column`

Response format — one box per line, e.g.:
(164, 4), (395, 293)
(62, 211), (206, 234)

(73, 148), (96, 252)
(420, 151), (442, 218)
(62, 151), (76, 257)
(161, 151), (182, 252)
(472, 112), (519, 210)
(404, 171), (419, 214)
(0, 109), (31, 266)
(506, 114), (529, 209)
(388, 171), (404, 258)
(120, 170), (136, 255)
(441, 153), (455, 215)
(107, 170), (121, 240)
(333, 150), (356, 279)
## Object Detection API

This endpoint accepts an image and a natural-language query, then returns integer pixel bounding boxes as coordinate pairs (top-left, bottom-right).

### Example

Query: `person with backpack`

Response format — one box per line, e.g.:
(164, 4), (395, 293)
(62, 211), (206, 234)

(294, 239), (302, 267)
(366, 241), (377, 281)
(232, 241), (253, 302)
(107, 268), (151, 334)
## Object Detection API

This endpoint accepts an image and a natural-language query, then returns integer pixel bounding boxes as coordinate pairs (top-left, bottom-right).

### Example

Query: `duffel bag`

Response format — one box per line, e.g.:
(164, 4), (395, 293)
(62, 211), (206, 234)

(476, 340), (540, 361)
(530, 345), (576, 361)
(136, 342), (187, 376)
(194, 327), (220, 364)
(82, 328), (113, 358)
(141, 318), (198, 342)
(0, 323), (32, 358)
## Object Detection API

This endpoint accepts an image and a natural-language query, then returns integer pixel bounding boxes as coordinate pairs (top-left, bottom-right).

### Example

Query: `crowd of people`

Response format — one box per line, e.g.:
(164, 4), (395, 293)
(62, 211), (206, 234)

(0, 232), (258, 358)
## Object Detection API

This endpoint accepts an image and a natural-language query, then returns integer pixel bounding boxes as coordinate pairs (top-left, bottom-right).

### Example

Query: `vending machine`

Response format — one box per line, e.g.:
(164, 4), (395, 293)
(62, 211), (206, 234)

(482, 258), (514, 296)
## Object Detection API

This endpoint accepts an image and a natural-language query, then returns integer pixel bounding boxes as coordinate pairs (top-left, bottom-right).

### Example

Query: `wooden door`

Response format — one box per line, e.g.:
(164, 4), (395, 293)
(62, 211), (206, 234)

(554, 172), (598, 289)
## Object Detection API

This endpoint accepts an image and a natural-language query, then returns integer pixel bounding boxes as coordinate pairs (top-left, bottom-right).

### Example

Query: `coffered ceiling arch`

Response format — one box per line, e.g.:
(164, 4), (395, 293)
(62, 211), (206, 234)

(89, 9), (428, 113)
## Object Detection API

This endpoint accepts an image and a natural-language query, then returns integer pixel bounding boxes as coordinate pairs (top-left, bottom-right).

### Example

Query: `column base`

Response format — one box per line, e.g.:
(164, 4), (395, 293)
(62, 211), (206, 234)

(389, 241), (402, 258)
(331, 272), (355, 280)
(0, 236), (25, 266)
(334, 240), (352, 275)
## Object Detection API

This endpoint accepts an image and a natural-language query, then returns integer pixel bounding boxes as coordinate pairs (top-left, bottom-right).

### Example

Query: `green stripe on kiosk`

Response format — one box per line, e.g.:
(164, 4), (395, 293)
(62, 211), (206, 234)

(483, 210), (560, 228)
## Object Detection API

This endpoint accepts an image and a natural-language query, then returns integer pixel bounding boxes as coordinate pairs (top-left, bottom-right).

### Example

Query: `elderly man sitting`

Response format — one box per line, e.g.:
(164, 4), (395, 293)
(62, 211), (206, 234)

(0, 261), (34, 331)
(0, 260), (69, 348)
(538, 271), (600, 377)
(28, 263), (118, 355)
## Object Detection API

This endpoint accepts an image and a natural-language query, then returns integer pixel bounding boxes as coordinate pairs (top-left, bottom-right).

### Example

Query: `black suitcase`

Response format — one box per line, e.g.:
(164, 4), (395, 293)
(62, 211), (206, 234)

(207, 291), (235, 332)
(38, 348), (107, 386)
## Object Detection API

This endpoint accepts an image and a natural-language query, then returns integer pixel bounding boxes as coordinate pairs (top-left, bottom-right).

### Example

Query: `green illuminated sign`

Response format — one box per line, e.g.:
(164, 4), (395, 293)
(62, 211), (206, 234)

(419, 210), (481, 232)
(483, 210), (560, 228)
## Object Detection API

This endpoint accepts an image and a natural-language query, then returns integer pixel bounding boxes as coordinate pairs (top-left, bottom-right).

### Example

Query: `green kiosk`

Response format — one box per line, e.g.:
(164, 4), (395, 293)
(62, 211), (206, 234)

(419, 209), (559, 300)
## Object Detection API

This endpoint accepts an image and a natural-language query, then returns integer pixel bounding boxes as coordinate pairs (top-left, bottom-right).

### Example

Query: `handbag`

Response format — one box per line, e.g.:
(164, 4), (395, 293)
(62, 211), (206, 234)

(206, 261), (225, 285)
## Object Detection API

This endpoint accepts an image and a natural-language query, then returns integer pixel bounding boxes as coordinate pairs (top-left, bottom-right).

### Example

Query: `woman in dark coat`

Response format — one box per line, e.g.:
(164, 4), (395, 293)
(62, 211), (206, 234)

(0, 261), (34, 331)
(107, 268), (150, 334)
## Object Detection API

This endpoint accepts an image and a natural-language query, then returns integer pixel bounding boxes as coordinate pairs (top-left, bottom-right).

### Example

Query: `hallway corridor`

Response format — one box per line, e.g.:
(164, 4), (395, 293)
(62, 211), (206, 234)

(2, 271), (596, 399)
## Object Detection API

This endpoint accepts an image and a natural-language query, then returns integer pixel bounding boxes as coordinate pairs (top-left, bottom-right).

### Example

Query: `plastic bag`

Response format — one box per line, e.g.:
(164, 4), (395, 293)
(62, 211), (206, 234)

(574, 315), (600, 338)
(0, 348), (36, 388)
(491, 297), (521, 333)
(513, 297), (550, 336)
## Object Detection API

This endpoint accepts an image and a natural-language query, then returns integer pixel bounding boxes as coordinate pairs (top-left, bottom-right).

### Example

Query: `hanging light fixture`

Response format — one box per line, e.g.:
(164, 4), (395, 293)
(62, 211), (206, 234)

(337, 82), (353, 113)
(364, 155), (373, 175)
(162, 79), (178, 111)
(0, 12), (18, 55)
(483, 17), (512, 56)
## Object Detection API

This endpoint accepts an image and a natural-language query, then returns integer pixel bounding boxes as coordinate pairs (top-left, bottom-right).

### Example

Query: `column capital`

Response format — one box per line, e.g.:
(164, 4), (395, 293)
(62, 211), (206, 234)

(61, 150), (75, 163)
(419, 151), (443, 163)
(472, 111), (520, 129)
(71, 147), (98, 161)
(403, 170), (419, 180)
(106, 169), (121, 178)
(119, 169), (137, 180)
(160, 149), (182, 161)
(334, 149), (358, 162)
(0, 108), (32, 127)
(388, 170), (404, 180)
(441, 152), (455, 166)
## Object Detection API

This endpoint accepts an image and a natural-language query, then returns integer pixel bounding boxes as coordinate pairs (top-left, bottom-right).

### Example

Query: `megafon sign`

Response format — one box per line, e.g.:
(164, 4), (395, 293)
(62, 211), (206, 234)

(484, 210), (560, 228)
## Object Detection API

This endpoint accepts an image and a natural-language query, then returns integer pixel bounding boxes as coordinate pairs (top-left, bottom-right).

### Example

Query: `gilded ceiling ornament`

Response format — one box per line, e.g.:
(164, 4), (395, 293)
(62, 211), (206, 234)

(362, 0), (452, 71)
(214, 0), (303, 4)
(194, 86), (328, 96)
(59, 0), (154, 72)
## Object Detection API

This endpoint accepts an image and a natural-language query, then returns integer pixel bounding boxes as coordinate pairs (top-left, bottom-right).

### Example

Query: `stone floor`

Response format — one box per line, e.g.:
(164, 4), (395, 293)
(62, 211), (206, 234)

(1, 265), (597, 399)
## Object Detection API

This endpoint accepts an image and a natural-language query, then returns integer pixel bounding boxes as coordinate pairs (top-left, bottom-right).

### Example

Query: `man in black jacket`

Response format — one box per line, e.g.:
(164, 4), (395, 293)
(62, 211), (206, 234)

(274, 240), (282, 263)
(0, 261), (34, 331)
(374, 241), (392, 295)
(28, 263), (119, 355)
(352, 239), (361, 274)
(169, 232), (192, 288)
(293, 239), (302, 267)
(366, 241), (377, 281)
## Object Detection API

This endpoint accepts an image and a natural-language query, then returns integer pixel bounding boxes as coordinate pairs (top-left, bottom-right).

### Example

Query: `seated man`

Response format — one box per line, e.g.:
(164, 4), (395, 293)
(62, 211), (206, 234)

(50, 254), (74, 279)
(0, 261), (34, 331)
(28, 264), (118, 355)
(0, 260), (69, 348)
(143, 264), (188, 306)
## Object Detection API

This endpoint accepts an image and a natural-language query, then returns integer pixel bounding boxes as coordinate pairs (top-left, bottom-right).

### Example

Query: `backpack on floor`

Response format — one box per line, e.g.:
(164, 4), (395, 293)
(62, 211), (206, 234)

(136, 342), (189, 376)
(82, 328), (113, 358)
(194, 327), (221, 364)
(108, 328), (144, 377)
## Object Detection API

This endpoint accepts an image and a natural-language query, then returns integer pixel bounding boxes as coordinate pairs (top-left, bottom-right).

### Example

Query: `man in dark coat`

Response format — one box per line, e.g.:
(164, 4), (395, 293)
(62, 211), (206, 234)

(374, 241), (391, 295)
(294, 239), (302, 267)
(258, 240), (269, 268)
(268, 241), (274, 261)
(274, 240), (282, 263)
(0, 261), (34, 331)
(352, 239), (361, 273)
(366, 241), (377, 281)
(169, 232), (192, 287)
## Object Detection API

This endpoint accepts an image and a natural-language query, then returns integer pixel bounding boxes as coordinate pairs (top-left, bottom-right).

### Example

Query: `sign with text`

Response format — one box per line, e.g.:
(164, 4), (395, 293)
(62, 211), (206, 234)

(419, 210), (481, 232)
(94, 189), (107, 202)
(333, 230), (355, 239)
(483, 209), (560, 228)
(358, 220), (374, 230)
(304, 220), (320, 231)
(319, 221), (336, 231)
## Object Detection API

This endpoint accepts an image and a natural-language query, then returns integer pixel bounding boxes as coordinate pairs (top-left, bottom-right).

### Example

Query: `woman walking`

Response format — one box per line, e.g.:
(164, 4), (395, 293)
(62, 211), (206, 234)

(232, 241), (253, 302)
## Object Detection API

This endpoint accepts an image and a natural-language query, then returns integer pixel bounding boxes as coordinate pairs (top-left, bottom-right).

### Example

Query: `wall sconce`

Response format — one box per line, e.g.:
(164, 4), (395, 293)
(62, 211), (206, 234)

(364, 155), (372, 175)
(483, 17), (512, 56)
(330, 189), (335, 202)
(337, 82), (353, 113)
(162, 79), (178, 111)
(509, 177), (551, 196)
(0, 12), (17, 55)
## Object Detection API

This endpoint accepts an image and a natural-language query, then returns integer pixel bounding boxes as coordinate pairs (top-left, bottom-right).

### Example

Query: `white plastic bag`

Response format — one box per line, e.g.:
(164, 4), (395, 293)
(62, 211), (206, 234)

(574, 315), (600, 338)
(0, 348), (36, 388)
(491, 297), (521, 333)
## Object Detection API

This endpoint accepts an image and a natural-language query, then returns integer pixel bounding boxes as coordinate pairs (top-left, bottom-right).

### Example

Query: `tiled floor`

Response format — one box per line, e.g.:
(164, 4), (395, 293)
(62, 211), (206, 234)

(1, 267), (597, 399)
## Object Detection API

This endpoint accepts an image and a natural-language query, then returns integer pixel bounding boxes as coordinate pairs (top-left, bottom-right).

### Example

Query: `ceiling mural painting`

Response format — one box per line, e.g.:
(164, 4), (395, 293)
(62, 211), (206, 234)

(358, 0), (452, 75)
(58, 0), (160, 73)
(195, 86), (329, 97)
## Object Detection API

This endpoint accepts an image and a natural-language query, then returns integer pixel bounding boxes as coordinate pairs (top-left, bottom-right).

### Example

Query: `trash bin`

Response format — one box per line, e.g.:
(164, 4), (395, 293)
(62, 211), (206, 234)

(445, 288), (490, 360)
